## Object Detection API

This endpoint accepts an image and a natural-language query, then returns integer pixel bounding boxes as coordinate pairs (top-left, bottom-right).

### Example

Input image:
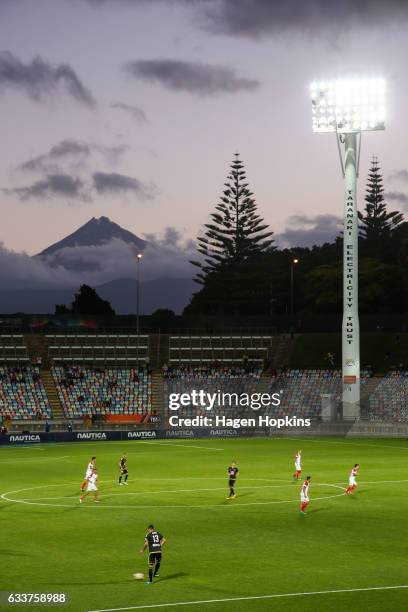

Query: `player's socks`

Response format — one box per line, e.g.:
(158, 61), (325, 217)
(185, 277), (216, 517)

(124, 475), (128, 483)
(149, 569), (153, 583)
(119, 476), (122, 484)
(154, 560), (161, 576)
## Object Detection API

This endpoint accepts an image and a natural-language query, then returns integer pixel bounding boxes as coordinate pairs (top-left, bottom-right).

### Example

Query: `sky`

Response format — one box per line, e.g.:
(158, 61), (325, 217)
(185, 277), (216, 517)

(1, 0), (408, 257)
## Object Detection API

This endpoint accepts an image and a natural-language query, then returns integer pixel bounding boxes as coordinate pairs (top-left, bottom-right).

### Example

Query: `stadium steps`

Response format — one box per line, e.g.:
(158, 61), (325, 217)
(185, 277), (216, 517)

(151, 369), (164, 414)
(149, 333), (169, 368)
(359, 375), (384, 418)
(271, 335), (294, 368)
(41, 369), (64, 419)
(24, 333), (50, 367)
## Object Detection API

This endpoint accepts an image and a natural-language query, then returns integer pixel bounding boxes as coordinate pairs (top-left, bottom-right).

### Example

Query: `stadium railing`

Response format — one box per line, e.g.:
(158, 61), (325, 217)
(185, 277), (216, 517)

(45, 334), (150, 365)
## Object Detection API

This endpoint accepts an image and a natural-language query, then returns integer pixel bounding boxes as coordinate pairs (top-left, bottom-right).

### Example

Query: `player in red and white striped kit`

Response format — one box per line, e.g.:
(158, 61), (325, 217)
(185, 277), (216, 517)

(293, 449), (302, 480)
(300, 475), (311, 515)
(79, 468), (99, 503)
(80, 456), (96, 492)
(345, 464), (359, 495)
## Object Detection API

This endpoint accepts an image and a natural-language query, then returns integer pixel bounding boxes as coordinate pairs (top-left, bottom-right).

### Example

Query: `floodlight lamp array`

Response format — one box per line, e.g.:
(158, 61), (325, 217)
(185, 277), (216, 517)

(310, 78), (385, 133)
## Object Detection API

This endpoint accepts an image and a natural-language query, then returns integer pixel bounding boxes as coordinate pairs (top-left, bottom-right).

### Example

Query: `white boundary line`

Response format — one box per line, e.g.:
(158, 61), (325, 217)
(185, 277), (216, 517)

(0, 455), (69, 464)
(18, 441), (225, 452)
(16, 482), (342, 501)
(284, 437), (408, 452)
(86, 584), (408, 612)
(0, 481), (345, 509)
(135, 442), (225, 451)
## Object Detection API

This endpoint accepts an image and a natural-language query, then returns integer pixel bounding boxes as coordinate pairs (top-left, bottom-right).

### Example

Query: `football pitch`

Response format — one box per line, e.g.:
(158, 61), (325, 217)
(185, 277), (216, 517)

(1, 437), (408, 612)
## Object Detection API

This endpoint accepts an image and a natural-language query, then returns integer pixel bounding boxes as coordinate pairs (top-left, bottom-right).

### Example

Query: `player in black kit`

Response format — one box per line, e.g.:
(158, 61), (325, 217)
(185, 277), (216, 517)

(140, 525), (166, 583)
(227, 461), (239, 499)
(118, 452), (128, 486)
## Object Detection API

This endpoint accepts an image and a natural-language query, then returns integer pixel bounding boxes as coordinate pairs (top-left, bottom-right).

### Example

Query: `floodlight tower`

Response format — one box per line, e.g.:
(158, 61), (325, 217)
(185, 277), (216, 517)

(310, 78), (385, 419)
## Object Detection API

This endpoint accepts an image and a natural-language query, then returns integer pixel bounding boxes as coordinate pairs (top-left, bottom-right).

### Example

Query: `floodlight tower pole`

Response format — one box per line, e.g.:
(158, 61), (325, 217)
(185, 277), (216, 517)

(342, 132), (360, 418)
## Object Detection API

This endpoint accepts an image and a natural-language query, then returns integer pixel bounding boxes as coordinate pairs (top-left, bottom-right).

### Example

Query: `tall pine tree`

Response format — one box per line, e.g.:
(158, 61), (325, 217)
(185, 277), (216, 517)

(191, 154), (274, 285)
(358, 156), (403, 242)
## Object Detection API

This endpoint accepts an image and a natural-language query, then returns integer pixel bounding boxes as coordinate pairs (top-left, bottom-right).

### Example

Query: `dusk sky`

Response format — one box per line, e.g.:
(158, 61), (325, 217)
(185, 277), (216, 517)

(1, 0), (408, 256)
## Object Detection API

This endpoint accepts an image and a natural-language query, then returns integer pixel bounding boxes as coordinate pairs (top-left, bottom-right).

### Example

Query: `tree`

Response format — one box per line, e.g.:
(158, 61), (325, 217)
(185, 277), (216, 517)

(55, 285), (115, 315)
(358, 157), (403, 248)
(191, 153), (274, 285)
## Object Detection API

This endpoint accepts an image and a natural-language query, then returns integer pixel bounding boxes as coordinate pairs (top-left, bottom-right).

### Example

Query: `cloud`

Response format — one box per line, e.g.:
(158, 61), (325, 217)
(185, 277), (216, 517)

(110, 101), (147, 123)
(0, 237), (197, 313)
(4, 168), (153, 203)
(19, 140), (128, 174)
(0, 242), (78, 290)
(124, 59), (259, 95)
(0, 51), (96, 107)
(276, 213), (342, 248)
(39, 234), (196, 284)
(143, 226), (196, 251)
(83, 1), (408, 38)
(92, 171), (156, 198)
(388, 170), (408, 183)
(198, 0), (408, 38)
(385, 191), (408, 206)
(19, 140), (91, 173)
(2, 174), (87, 202)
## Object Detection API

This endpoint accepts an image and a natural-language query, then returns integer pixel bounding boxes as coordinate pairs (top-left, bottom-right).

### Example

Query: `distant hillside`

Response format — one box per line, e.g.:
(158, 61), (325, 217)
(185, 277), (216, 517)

(0, 277), (196, 315)
(96, 277), (196, 314)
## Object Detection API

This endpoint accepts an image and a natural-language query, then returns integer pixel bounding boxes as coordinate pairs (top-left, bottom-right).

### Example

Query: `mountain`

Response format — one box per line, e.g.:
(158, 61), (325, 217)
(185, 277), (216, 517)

(37, 216), (146, 257)
(0, 216), (197, 314)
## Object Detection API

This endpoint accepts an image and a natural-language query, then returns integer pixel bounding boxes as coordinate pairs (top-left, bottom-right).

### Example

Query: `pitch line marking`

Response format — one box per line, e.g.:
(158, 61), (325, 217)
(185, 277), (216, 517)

(284, 437), (408, 452)
(29, 441), (225, 452)
(0, 481), (344, 509)
(135, 442), (224, 451)
(0, 455), (69, 464)
(21, 482), (342, 501)
(86, 584), (408, 612)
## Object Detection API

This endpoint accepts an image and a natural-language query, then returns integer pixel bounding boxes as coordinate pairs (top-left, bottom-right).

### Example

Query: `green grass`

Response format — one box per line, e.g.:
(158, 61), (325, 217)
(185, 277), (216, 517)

(1, 438), (408, 612)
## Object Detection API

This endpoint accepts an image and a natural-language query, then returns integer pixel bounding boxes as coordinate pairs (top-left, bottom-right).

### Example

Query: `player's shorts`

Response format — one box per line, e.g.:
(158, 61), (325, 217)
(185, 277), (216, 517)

(228, 478), (236, 488)
(148, 552), (162, 566)
(300, 494), (309, 503)
(87, 483), (98, 492)
(349, 476), (356, 487)
(120, 468), (128, 475)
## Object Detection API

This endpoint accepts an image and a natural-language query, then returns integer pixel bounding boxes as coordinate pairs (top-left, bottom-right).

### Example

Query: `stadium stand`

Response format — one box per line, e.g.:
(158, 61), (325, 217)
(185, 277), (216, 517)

(0, 366), (51, 419)
(163, 362), (263, 416)
(52, 365), (152, 418)
(45, 334), (150, 365)
(270, 369), (372, 418)
(168, 333), (272, 364)
(0, 334), (30, 363)
(368, 371), (408, 422)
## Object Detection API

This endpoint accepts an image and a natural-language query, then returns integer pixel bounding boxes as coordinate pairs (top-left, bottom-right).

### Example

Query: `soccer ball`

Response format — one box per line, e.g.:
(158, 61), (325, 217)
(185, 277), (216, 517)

(133, 572), (145, 580)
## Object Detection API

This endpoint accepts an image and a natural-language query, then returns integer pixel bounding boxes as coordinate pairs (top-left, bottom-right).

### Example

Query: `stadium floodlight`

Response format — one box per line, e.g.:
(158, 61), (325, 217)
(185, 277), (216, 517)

(309, 77), (386, 419)
(310, 78), (385, 134)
